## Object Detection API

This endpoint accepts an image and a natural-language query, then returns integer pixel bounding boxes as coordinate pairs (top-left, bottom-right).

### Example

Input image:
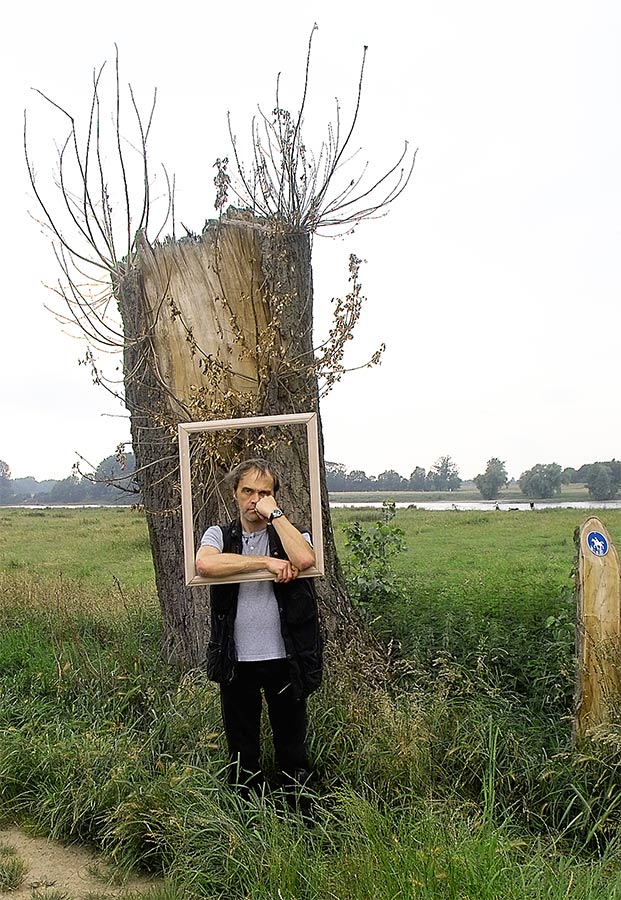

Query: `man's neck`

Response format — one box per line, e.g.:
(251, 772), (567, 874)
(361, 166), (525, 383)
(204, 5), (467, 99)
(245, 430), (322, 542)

(240, 517), (267, 534)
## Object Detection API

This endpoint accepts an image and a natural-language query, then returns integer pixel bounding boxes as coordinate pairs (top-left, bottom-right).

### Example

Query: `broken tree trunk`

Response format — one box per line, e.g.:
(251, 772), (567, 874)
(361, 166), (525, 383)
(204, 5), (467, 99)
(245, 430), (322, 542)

(574, 516), (621, 742)
(116, 209), (352, 666)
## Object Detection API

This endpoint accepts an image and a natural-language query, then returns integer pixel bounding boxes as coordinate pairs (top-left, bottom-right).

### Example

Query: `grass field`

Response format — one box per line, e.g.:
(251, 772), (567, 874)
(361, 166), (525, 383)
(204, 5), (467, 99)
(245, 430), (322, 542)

(2, 506), (621, 898)
(0, 507), (154, 589)
(334, 506), (621, 674)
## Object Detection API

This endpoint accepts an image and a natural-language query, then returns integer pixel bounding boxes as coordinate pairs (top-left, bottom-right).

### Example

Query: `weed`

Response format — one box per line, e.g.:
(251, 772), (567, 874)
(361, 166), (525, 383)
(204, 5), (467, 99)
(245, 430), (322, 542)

(31, 891), (69, 900)
(0, 841), (27, 890)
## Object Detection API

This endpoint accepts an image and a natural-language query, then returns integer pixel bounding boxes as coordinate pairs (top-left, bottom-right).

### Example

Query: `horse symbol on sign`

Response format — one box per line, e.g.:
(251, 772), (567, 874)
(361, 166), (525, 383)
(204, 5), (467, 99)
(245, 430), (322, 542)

(587, 531), (609, 557)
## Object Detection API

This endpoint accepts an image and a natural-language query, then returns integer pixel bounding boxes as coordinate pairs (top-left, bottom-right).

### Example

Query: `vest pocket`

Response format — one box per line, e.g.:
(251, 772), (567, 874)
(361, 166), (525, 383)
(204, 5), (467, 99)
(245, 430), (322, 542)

(206, 611), (231, 682)
(206, 640), (223, 681)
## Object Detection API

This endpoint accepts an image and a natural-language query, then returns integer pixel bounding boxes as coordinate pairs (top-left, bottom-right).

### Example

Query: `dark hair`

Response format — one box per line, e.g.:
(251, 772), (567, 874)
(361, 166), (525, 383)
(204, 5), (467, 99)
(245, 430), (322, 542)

(227, 458), (280, 495)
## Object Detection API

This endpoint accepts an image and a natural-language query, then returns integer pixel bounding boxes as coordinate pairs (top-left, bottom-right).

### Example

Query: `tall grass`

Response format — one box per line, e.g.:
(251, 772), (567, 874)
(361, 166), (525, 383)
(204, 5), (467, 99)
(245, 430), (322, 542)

(2, 510), (621, 896)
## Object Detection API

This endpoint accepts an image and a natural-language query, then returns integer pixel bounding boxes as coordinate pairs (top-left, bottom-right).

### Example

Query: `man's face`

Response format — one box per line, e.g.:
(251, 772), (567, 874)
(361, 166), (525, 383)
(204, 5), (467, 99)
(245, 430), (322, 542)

(234, 469), (275, 530)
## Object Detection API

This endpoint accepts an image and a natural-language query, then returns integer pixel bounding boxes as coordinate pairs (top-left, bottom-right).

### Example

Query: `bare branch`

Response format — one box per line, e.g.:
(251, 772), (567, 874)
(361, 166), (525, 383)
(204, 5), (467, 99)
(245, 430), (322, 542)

(225, 32), (415, 234)
(24, 114), (112, 273)
(128, 80), (158, 238)
(113, 46), (133, 263)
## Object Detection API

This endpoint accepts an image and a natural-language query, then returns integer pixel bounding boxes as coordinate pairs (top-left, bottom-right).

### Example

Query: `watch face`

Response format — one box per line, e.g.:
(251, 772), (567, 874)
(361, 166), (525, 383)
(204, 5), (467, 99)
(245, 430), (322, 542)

(271, 508), (283, 520)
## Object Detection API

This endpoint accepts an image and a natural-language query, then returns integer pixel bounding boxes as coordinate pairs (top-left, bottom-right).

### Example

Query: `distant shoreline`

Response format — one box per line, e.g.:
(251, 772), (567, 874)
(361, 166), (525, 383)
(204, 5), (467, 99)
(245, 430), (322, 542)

(327, 486), (596, 504)
(3, 498), (621, 512)
(1, 481), (612, 509)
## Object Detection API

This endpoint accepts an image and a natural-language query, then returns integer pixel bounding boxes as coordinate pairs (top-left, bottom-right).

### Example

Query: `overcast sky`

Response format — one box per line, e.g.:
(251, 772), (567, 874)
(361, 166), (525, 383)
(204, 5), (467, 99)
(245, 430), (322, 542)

(1, 0), (619, 483)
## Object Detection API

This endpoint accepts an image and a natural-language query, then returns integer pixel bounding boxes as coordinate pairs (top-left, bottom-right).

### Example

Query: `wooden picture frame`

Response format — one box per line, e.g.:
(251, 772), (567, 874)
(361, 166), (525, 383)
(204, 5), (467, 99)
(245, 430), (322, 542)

(178, 412), (324, 586)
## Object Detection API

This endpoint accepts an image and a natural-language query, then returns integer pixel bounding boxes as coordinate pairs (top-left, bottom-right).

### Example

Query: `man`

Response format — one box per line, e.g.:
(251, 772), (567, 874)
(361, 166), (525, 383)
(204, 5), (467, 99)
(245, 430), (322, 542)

(196, 458), (323, 794)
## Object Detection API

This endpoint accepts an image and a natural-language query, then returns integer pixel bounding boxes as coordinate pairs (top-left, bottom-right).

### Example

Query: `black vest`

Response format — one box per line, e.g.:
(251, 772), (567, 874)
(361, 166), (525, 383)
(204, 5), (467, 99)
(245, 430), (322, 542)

(206, 520), (323, 698)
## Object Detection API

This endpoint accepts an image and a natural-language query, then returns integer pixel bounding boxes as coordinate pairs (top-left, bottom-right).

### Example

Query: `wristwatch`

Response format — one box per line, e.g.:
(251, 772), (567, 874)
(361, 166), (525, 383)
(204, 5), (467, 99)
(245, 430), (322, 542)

(269, 508), (284, 522)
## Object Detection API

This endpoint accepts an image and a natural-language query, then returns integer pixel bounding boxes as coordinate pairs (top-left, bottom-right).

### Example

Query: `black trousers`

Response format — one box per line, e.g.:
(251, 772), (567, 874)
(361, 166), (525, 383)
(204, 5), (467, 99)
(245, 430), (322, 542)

(219, 658), (309, 788)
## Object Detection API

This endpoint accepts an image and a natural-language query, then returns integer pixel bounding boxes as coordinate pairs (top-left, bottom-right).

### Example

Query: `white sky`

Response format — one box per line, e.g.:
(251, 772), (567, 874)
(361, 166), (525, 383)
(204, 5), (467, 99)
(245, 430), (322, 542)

(1, 0), (619, 483)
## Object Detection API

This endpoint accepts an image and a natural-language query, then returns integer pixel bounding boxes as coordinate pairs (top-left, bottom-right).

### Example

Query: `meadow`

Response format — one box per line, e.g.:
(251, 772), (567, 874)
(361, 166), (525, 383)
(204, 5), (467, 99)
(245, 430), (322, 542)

(2, 506), (621, 898)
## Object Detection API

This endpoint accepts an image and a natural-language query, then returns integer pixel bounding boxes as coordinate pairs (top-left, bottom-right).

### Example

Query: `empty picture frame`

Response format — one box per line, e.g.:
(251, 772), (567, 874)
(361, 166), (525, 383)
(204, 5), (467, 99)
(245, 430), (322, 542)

(178, 412), (324, 586)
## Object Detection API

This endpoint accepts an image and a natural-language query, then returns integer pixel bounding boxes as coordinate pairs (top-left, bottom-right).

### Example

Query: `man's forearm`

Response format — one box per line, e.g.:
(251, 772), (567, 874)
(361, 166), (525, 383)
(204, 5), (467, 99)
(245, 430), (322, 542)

(270, 516), (316, 571)
(254, 496), (316, 571)
(196, 550), (273, 579)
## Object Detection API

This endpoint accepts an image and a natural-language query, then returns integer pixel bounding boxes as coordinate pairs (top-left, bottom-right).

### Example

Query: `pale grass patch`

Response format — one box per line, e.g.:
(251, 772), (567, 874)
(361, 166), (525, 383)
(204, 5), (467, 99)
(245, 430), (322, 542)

(0, 570), (159, 624)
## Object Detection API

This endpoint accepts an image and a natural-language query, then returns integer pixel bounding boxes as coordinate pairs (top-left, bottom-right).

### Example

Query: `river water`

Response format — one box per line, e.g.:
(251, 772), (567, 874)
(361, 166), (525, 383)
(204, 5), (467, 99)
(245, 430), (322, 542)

(330, 500), (621, 512)
(5, 501), (621, 513)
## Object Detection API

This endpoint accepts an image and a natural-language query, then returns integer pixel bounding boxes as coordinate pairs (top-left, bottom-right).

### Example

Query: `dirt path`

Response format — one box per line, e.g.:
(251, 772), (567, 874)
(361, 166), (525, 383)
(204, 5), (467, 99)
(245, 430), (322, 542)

(0, 827), (159, 898)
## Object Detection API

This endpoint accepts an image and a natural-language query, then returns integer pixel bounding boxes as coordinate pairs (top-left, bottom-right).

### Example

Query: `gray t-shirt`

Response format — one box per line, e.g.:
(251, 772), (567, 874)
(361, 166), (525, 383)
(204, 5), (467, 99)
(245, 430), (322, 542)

(200, 525), (311, 663)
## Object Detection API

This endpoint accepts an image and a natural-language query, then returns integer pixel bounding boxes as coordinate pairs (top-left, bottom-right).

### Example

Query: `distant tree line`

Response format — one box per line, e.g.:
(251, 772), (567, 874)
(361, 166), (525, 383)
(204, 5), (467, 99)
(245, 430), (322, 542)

(561, 461), (621, 500)
(326, 456), (462, 493)
(516, 460), (621, 501)
(327, 456), (621, 501)
(0, 455), (139, 506)
(2, 453), (619, 505)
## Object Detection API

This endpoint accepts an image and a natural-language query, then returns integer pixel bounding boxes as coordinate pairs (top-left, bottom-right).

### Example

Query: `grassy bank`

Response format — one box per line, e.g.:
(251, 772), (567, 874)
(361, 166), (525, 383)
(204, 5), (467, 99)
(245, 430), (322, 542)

(2, 508), (621, 897)
(328, 483), (595, 504)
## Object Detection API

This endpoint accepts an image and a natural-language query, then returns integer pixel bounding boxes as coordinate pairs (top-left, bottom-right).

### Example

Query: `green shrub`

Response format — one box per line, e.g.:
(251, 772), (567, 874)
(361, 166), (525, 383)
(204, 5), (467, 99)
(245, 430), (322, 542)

(342, 500), (408, 613)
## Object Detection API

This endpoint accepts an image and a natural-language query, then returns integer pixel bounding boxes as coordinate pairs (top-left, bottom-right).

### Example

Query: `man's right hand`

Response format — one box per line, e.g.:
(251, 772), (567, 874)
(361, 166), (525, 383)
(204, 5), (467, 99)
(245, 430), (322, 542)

(265, 557), (299, 583)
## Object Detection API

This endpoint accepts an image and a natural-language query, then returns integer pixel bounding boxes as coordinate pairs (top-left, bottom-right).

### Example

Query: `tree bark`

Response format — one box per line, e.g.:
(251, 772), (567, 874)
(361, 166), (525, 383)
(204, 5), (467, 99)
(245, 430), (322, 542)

(116, 210), (352, 666)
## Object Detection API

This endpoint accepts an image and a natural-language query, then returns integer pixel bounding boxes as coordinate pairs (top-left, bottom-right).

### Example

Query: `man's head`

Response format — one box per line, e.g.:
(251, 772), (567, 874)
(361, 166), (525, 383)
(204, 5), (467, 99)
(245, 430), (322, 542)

(227, 458), (281, 530)
(227, 458), (280, 495)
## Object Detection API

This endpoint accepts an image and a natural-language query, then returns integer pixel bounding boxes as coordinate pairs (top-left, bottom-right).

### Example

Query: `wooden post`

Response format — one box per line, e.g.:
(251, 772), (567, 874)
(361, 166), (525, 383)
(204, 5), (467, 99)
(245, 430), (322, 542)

(574, 516), (621, 742)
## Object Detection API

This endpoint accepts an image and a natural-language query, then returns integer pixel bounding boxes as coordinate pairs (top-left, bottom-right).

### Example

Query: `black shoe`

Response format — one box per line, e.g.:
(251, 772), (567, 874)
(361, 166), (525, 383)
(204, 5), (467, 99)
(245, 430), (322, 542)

(229, 765), (266, 800)
(281, 769), (315, 820)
